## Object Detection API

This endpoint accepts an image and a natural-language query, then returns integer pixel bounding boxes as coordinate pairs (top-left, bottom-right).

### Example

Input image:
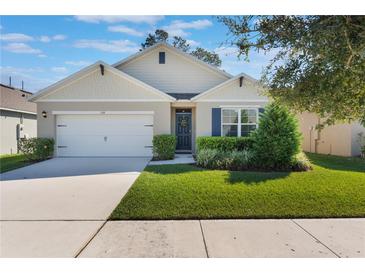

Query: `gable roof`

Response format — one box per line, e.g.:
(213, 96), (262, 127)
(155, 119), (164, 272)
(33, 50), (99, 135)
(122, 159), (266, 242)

(112, 42), (233, 79)
(167, 93), (200, 100)
(29, 61), (176, 102)
(1, 84), (36, 114)
(191, 73), (262, 101)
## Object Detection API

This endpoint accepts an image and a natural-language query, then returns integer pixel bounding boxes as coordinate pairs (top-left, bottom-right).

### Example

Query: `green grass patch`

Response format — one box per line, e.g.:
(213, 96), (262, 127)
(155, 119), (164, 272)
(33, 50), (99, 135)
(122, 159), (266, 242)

(0, 154), (34, 173)
(111, 153), (365, 220)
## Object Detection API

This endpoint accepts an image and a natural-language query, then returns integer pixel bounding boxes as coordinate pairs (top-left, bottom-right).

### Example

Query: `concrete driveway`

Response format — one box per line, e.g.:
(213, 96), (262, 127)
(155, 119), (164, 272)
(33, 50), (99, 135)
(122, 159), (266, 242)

(0, 157), (149, 257)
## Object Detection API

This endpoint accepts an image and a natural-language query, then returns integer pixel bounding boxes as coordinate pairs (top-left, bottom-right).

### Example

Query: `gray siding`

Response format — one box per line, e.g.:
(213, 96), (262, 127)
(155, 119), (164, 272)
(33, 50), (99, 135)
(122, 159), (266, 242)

(1, 110), (37, 154)
(117, 46), (229, 94)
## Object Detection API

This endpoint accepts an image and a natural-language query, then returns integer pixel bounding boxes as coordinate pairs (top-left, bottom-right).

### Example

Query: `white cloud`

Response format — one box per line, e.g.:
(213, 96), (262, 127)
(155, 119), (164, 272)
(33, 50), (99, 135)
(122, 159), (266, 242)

(51, 66), (68, 73)
(53, 34), (67, 41)
(0, 33), (34, 42)
(39, 35), (51, 43)
(163, 19), (213, 37)
(65, 60), (92, 67)
(73, 39), (139, 53)
(3, 43), (42, 54)
(39, 34), (67, 42)
(186, 39), (200, 47)
(74, 16), (164, 25)
(108, 25), (144, 37)
(37, 54), (47, 58)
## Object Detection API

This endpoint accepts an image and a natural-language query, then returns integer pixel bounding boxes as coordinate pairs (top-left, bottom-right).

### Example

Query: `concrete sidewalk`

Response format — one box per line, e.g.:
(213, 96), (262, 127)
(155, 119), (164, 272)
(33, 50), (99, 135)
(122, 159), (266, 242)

(79, 218), (364, 258)
(1, 218), (363, 258)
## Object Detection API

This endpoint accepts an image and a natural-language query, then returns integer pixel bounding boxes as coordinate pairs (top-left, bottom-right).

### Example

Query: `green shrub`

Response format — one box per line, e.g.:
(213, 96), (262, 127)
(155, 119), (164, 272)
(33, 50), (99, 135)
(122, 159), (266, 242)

(152, 134), (177, 160)
(18, 137), (54, 161)
(196, 149), (219, 168)
(229, 150), (254, 170)
(291, 152), (312, 171)
(196, 149), (254, 171)
(251, 103), (302, 170)
(196, 136), (253, 152)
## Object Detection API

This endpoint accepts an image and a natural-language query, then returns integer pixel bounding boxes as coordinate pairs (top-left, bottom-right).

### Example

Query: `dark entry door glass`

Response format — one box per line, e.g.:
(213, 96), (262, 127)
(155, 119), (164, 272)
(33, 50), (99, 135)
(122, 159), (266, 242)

(176, 112), (192, 150)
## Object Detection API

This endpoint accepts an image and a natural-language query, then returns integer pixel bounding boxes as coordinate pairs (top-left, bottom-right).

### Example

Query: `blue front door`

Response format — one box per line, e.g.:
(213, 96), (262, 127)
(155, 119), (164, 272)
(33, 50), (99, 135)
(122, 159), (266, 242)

(176, 111), (192, 150)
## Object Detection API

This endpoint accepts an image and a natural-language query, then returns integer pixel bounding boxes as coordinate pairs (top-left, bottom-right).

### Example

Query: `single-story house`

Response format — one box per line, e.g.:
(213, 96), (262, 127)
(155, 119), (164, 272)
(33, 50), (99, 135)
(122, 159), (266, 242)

(29, 42), (364, 157)
(1, 84), (37, 154)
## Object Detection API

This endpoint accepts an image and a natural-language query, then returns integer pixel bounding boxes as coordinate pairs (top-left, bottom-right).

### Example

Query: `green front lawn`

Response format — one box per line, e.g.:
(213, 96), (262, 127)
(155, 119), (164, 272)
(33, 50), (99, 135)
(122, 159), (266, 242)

(111, 153), (365, 220)
(0, 154), (33, 173)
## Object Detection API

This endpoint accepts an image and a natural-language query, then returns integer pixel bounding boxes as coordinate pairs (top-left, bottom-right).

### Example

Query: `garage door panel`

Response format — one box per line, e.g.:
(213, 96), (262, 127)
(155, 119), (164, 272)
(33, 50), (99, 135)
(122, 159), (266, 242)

(57, 126), (153, 136)
(56, 114), (153, 157)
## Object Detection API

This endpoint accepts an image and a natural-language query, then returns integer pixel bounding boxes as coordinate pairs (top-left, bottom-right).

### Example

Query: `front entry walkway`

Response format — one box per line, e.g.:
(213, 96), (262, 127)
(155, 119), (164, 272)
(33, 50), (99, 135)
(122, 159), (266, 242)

(149, 154), (195, 166)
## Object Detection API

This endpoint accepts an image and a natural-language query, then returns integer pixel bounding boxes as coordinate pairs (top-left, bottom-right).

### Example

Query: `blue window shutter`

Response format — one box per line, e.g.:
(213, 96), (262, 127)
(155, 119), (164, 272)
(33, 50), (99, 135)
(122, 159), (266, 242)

(259, 107), (265, 117)
(212, 108), (221, 136)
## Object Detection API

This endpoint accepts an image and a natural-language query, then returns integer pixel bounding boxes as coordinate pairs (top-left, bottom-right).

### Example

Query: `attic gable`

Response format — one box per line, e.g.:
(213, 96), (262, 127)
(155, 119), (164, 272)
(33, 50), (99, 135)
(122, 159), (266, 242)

(31, 62), (175, 102)
(115, 43), (230, 94)
(192, 74), (269, 102)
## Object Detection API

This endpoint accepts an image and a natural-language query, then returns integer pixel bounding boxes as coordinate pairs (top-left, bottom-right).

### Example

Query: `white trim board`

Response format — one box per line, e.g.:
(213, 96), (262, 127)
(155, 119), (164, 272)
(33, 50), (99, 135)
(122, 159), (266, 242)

(37, 99), (170, 102)
(219, 105), (262, 108)
(0, 107), (37, 115)
(197, 99), (269, 102)
(52, 111), (154, 115)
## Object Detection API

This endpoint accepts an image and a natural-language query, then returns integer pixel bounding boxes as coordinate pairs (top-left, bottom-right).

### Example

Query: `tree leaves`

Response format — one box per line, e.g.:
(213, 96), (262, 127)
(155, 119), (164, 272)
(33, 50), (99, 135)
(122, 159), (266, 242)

(140, 29), (222, 67)
(218, 16), (365, 125)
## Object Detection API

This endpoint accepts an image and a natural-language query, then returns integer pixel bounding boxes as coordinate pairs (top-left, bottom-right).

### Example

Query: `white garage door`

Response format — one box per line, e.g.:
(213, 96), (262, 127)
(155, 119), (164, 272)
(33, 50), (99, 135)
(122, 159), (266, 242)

(56, 113), (153, 157)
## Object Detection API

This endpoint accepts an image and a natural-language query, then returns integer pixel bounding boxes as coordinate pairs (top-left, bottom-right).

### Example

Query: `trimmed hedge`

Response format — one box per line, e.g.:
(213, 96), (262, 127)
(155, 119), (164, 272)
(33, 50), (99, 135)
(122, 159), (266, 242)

(196, 149), (254, 171)
(18, 137), (54, 161)
(196, 136), (253, 152)
(196, 149), (311, 172)
(152, 134), (177, 160)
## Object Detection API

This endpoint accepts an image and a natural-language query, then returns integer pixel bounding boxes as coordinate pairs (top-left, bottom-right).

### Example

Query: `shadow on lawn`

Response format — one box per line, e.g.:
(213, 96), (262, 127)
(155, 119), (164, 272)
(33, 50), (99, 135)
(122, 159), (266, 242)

(227, 170), (291, 184)
(306, 153), (365, 173)
(146, 164), (291, 184)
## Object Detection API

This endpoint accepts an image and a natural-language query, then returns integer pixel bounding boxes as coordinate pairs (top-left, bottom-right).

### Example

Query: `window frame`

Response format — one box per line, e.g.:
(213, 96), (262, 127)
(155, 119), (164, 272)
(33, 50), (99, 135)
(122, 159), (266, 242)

(221, 107), (259, 137)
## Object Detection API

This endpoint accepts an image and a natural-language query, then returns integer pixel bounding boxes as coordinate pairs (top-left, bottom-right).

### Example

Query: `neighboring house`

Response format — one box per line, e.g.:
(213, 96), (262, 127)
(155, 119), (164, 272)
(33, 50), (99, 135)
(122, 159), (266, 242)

(1, 84), (37, 154)
(298, 112), (365, 157)
(28, 42), (364, 158)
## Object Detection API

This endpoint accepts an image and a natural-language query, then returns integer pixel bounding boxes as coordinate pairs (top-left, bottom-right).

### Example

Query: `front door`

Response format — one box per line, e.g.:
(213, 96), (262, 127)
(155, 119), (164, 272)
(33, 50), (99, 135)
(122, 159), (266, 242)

(176, 110), (192, 150)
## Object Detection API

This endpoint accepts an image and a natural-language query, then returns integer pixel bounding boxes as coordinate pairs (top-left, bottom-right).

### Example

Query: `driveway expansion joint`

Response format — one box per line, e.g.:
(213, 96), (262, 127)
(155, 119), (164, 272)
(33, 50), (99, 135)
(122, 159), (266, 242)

(75, 220), (108, 258)
(291, 219), (341, 258)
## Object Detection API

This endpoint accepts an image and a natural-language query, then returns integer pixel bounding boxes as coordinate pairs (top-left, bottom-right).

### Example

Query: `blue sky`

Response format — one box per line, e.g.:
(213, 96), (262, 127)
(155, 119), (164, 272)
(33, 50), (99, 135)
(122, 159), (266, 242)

(1, 16), (273, 92)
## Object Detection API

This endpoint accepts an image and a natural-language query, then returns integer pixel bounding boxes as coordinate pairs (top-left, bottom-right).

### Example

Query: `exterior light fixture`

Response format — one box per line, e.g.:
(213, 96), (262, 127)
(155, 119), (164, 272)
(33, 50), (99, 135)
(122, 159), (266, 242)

(42, 111), (47, 118)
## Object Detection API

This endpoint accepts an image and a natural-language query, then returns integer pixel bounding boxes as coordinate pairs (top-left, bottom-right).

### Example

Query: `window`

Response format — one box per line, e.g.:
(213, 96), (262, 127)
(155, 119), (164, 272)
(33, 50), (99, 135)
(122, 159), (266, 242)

(221, 108), (258, 137)
(159, 52), (165, 64)
(222, 109), (238, 136)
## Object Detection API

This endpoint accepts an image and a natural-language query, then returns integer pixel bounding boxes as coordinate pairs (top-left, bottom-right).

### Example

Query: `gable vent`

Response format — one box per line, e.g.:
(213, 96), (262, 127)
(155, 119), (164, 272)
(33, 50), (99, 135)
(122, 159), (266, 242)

(239, 76), (244, 87)
(159, 52), (166, 64)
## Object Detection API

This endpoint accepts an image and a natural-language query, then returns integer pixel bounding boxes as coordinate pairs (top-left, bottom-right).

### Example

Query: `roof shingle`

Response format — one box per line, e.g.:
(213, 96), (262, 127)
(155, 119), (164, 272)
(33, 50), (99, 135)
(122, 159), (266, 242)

(0, 84), (37, 113)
